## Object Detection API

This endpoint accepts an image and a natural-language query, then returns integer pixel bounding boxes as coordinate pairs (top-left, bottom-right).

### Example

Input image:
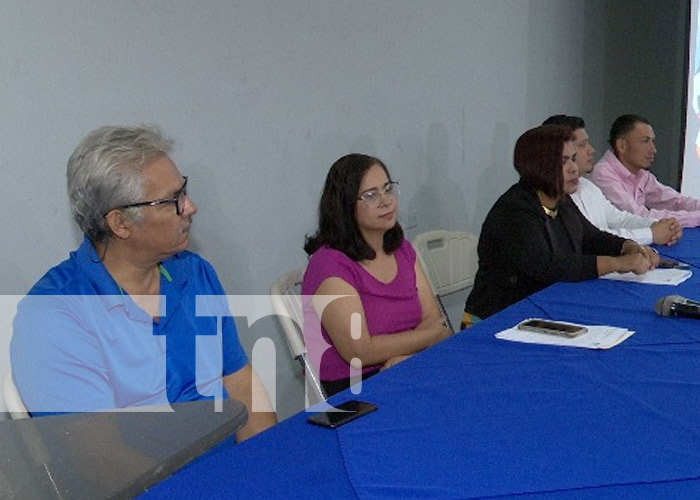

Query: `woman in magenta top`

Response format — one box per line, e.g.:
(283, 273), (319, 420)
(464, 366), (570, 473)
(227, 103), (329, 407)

(302, 154), (450, 397)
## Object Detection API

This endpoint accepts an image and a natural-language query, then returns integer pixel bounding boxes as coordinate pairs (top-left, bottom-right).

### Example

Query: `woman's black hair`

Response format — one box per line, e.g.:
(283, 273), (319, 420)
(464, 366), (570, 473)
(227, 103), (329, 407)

(304, 153), (404, 261)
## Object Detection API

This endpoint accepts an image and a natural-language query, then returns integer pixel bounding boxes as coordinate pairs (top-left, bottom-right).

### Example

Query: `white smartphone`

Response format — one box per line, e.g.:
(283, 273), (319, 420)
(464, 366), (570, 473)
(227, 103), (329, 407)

(517, 319), (587, 338)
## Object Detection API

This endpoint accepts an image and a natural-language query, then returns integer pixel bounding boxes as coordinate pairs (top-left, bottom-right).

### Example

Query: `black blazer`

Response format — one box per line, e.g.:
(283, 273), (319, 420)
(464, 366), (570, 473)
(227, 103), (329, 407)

(464, 181), (626, 319)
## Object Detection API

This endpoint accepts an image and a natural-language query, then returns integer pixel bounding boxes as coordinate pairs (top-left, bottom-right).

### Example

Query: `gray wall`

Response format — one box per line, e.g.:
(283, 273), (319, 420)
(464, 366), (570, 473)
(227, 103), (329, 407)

(0, 0), (686, 419)
(595, 0), (689, 187)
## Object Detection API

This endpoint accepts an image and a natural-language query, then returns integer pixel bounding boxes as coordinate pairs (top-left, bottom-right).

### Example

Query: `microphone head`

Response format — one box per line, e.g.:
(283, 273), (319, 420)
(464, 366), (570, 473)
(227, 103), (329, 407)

(655, 295), (685, 317)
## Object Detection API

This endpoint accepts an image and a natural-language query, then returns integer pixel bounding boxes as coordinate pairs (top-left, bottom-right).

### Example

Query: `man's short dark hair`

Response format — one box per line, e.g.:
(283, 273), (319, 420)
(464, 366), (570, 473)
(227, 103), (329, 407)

(514, 124), (574, 200)
(608, 114), (650, 150)
(542, 114), (586, 131)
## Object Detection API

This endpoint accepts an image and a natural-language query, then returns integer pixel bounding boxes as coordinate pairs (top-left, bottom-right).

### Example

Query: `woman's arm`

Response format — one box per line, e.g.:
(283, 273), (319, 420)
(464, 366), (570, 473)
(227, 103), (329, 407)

(596, 240), (659, 276)
(311, 261), (449, 368)
(497, 208), (597, 284)
(413, 257), (448, 330)
(381, 259), (450, 369)
(574, 201), (658, 275)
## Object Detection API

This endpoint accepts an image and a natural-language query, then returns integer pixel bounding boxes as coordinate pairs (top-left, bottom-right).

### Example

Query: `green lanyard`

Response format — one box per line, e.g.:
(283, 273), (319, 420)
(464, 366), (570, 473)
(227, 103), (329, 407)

(158, 263), (173, 283)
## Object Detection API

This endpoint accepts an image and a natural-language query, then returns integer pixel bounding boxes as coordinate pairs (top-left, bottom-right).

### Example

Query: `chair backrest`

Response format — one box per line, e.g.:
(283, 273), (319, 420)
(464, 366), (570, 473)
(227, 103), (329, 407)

(3, 368), (30, 419)
(413, 230), (479, 297)
(270, 269), (327, 406)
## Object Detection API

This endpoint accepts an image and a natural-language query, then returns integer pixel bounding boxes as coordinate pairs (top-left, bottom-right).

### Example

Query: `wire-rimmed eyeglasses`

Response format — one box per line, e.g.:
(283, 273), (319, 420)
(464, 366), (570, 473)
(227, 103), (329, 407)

(357, 181), (400, 208)
(104, 176), (189, 217)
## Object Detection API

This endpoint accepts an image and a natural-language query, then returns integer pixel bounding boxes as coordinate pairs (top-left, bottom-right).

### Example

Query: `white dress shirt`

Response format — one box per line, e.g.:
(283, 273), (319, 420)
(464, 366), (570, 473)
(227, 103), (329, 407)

(570, 176), (654, 245)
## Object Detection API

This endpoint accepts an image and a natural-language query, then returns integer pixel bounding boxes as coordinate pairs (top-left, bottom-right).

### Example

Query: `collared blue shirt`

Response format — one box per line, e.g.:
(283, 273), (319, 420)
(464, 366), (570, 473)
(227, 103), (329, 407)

(11, 237), (247, 414)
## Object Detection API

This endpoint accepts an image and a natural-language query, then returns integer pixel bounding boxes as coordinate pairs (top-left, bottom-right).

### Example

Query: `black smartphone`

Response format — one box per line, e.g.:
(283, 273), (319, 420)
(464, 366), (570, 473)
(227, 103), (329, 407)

(307, 400), (378, 429)
(658, 258), (690, 269)
(517, 319), (587, 338)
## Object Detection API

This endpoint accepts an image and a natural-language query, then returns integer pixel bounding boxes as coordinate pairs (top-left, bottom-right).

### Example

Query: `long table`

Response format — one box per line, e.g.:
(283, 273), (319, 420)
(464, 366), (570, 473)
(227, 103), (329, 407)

(139, 229), (700, 500)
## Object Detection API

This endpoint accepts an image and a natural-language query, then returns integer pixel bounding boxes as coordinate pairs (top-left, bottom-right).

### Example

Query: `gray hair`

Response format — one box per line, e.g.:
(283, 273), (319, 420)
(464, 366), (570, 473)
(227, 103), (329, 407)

(66, 125), (173, 243)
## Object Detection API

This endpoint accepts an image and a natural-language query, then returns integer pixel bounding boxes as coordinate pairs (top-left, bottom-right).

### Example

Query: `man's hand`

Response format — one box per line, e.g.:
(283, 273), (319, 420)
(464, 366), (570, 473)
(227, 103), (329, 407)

(651, 218), (683, 246)
(223, 364), (277, 442)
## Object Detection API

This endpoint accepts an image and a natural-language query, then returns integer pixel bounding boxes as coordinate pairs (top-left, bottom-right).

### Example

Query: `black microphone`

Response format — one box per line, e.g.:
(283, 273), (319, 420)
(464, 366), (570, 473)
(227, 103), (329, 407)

(655, 295), (700, 319)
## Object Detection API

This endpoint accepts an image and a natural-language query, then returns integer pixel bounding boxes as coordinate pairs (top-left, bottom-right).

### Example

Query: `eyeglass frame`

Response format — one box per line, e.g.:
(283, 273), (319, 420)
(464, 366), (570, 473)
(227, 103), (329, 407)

(104, 176), (189, 217)
(357, 180), (400, 208)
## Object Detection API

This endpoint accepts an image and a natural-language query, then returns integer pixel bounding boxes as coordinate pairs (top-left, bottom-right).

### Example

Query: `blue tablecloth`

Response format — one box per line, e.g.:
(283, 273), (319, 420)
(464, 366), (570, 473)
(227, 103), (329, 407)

(656, 225), (700, 268)
(140, 229), (700, 500)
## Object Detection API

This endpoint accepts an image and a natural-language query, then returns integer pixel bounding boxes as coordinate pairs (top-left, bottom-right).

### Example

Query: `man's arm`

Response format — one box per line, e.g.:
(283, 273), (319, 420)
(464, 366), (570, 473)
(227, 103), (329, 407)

(600, 188), (681, 245)
(223, 364), (277, 442)
(600, 226), (653, 245)
(643, 174), (700, 213)
(578, 180), (654, 244)
(595, 167), (700, 228)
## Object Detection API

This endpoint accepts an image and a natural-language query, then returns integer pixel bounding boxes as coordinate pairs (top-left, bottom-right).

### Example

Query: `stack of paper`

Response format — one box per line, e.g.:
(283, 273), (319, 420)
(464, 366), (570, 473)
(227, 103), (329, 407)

(495, 319), (634, 350)
(601, 268), (692, 285)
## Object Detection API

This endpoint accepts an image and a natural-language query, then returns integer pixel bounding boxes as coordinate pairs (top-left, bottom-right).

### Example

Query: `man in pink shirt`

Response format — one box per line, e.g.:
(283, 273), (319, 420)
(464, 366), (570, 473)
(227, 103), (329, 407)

(589, 114), (700, 228)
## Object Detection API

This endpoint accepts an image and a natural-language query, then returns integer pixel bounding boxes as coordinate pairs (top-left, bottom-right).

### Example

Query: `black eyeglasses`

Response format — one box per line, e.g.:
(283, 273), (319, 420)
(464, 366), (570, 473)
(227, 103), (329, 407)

(105, 176), (189, 217)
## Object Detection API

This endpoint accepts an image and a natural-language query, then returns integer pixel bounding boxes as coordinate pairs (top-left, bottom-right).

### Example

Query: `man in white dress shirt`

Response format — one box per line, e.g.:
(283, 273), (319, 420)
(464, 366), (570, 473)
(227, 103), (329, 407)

(542, 115), (681, 246)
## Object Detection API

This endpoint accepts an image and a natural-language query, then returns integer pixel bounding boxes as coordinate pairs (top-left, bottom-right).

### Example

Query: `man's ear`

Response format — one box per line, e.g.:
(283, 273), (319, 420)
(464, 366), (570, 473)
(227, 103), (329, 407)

(614, 137), (628, 156)
(104, 210), (133, 240)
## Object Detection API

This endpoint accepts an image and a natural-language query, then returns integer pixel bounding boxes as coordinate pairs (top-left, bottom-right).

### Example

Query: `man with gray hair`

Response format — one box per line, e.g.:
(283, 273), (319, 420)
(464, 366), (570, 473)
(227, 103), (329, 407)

(11, 125), (276, 441)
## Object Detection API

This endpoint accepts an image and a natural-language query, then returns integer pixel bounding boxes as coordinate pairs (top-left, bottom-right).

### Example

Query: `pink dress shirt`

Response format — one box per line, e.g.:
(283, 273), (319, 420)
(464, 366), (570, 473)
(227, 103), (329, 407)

(589, 149), (700, 228)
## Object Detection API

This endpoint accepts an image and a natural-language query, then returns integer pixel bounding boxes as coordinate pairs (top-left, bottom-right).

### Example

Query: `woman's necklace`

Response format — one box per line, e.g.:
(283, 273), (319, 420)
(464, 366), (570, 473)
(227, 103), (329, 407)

(541, 204), (558, 218)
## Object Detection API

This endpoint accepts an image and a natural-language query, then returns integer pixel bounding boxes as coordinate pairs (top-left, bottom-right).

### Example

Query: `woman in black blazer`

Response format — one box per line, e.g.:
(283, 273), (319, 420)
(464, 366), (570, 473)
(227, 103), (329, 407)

(462, 124), (658, 326)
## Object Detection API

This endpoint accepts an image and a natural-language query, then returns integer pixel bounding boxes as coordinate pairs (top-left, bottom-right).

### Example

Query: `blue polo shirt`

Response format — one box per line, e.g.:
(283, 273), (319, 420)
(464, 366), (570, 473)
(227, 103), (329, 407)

(11, 237), (248, 414)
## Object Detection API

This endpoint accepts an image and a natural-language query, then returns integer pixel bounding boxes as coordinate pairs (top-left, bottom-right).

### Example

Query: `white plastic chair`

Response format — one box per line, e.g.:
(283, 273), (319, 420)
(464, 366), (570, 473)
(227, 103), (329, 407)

(413, 230), (479, 332)
(3, 368), (30, 419)
(270, 269), (327, 406)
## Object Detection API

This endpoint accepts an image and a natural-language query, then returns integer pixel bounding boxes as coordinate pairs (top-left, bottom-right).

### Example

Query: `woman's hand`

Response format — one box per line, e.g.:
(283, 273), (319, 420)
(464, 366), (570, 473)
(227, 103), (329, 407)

(381, 354), (412, 371)
(638, 245), (660, 268)
(313, 275), (448, 367)
(598, 240), (658, 276)
(419, 315), (451, 343)
(608, 241), (659, 274)
(380, 318), (450, 371)
(617, 252), (655, 274)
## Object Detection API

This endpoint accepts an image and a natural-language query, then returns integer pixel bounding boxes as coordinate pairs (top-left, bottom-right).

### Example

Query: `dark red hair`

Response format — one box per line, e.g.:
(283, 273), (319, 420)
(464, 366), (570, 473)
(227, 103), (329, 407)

(513, 124), (574, 199)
